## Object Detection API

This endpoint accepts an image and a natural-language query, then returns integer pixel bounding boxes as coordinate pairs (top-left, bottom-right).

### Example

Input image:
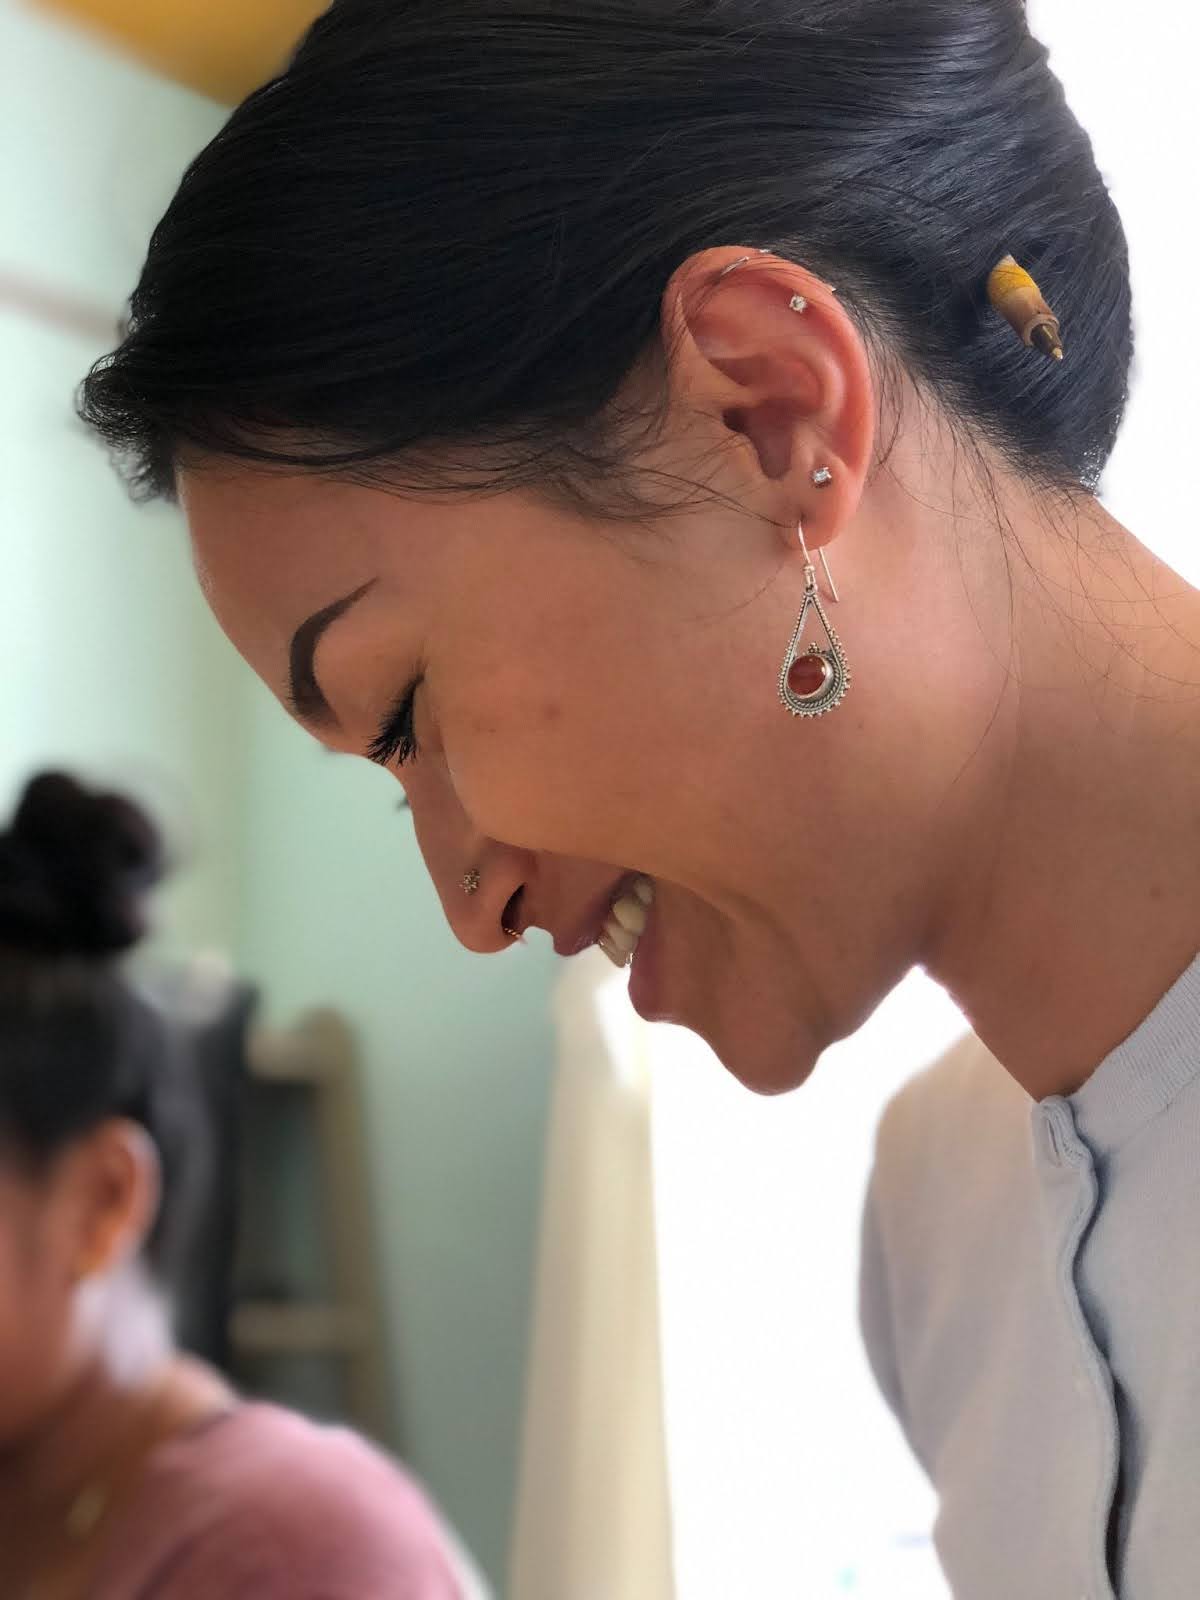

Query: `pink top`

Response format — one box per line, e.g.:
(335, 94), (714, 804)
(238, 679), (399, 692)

(88, 1402), (475, 1599)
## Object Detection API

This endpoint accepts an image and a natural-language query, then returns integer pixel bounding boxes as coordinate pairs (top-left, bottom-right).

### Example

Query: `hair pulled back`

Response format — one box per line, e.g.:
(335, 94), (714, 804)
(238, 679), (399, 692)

(79, 0), (1133, 512)
(0, 772), (163, 957)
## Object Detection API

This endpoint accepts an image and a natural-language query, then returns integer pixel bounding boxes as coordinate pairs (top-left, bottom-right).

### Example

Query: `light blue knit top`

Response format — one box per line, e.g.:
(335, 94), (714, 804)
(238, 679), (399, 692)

(860, 953), (1200, 1600)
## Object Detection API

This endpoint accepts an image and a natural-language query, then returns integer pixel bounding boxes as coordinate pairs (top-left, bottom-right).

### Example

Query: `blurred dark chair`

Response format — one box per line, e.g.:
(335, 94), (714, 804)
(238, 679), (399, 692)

(139, 960), (258, 1369)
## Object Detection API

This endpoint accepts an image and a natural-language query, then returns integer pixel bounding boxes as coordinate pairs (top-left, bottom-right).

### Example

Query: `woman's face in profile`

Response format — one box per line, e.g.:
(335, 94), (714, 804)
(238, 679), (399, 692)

(181, 459), (928, 1092)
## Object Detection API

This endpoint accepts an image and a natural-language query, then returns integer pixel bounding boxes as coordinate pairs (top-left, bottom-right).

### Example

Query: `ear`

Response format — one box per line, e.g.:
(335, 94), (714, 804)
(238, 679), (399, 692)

(66, 1119), (162, 1283)
(659, 247), (876, 553)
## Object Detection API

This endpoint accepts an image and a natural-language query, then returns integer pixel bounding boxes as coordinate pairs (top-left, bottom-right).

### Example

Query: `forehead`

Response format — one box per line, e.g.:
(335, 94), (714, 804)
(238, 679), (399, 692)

(180, 467), (386, 676)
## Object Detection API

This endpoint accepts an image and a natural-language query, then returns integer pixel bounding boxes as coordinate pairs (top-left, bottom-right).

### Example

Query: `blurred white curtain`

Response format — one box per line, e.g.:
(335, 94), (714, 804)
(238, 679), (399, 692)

(508, 951), (675, 1600)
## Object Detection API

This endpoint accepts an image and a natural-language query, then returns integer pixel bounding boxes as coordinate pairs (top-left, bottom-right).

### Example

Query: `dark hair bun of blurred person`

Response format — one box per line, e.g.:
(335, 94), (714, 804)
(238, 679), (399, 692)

(0, 772), (166, 956)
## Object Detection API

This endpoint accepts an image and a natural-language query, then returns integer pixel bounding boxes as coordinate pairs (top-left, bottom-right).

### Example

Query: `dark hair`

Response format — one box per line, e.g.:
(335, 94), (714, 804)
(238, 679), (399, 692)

(78, 0), (1132, 515)
(0, 773), (191, 1279)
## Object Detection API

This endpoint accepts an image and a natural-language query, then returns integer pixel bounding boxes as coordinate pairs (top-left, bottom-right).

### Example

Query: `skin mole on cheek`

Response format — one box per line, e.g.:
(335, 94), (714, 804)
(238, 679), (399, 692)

(541, 699), (564, 725)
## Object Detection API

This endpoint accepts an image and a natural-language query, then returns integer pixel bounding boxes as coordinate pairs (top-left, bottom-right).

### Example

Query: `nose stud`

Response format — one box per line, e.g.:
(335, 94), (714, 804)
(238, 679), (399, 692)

(462, 869), (480, 896)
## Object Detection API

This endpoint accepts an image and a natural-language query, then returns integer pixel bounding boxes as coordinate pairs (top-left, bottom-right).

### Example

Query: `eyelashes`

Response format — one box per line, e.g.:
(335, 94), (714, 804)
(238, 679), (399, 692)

(367, 676), (422, 769)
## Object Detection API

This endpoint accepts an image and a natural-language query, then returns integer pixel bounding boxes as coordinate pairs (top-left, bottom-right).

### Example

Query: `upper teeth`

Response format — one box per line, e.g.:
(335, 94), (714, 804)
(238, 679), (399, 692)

(599, 876), (654, 968)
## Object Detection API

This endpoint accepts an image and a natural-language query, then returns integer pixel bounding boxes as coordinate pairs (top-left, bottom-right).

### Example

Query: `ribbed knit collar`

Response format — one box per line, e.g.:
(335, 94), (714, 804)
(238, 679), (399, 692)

(1068, 951), (1200, 1155)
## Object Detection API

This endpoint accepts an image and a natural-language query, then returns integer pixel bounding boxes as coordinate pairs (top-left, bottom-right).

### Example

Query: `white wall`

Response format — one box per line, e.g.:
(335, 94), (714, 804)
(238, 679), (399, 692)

(1034, 0), (1200, 585)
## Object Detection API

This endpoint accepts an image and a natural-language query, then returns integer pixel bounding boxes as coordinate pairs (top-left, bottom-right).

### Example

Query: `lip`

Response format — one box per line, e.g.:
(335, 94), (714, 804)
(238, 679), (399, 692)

(552, 871), (641, 959)
(626, 892), (661, 1017)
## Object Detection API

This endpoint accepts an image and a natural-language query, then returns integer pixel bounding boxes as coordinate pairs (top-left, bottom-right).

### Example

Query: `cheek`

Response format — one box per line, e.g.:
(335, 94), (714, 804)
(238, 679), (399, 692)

(439, 569), (697, 858)
(0, 1225), (76, 1445)
(448, 674), (642, 854)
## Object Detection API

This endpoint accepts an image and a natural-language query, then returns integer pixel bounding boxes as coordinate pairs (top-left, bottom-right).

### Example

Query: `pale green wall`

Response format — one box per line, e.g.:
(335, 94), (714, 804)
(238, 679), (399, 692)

(235, 690), (556, 1588)
(0, 3), (244, 955)
(3, 9), (554, 1590)
(0, 315), (248, 955)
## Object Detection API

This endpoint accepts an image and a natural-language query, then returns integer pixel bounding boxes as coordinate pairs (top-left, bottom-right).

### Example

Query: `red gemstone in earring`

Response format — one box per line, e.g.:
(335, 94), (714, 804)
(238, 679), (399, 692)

(787, 653), (832, 699)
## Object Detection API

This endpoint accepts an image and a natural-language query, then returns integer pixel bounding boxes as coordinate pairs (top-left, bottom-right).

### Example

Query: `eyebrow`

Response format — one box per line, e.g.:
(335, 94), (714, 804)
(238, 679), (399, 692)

(287, 579), (378, 729)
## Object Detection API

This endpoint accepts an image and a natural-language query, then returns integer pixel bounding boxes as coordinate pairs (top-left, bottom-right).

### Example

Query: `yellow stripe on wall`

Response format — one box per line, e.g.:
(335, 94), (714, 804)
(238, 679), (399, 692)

(33, 0), (327, 103)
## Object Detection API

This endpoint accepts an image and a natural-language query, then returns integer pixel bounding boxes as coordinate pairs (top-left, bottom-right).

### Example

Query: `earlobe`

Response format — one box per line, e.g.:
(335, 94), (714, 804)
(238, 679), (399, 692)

(72, 1246), (106, 1285)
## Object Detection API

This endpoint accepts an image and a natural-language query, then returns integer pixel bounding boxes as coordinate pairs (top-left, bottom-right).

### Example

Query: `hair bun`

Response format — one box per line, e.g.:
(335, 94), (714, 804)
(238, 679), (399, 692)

(0, 771), (166, 956)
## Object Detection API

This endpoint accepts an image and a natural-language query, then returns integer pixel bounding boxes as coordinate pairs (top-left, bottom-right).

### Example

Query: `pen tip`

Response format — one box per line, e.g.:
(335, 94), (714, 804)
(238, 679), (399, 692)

(1031, 323), (1065, 362)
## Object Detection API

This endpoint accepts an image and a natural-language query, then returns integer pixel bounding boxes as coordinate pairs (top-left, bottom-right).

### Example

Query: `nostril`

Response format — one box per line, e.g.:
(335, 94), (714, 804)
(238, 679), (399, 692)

(501, 888), (525, 942)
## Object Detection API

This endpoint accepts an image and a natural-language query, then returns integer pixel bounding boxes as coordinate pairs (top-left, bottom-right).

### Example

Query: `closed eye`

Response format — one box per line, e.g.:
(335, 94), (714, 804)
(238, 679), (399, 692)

(367, 676), (422, 768)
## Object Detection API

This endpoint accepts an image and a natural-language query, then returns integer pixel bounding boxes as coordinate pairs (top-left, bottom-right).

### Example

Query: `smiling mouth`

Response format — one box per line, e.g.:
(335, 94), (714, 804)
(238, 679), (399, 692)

(597, 876), (655, 968)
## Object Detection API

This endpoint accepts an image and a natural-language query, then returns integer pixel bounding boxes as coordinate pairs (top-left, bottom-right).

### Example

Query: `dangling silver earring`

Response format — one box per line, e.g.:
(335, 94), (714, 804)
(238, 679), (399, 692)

(778, 520), (851, 718)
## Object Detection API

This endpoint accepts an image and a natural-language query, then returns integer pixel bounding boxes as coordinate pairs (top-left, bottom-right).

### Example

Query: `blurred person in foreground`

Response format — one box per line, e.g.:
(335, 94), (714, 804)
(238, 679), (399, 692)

(0, 771), (490, 1600)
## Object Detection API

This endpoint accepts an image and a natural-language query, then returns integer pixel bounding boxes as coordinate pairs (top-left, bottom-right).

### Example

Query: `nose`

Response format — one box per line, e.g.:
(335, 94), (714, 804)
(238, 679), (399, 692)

(440, 849), (531, 955)
(406, 793), (531, 956)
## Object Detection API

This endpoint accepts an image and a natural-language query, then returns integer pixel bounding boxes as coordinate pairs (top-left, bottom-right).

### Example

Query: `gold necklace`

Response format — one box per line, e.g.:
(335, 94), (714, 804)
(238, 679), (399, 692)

(21, 1371), (175, 1600)
(63, 1480), (110, 1542)
(20, 1467), (118, 1600)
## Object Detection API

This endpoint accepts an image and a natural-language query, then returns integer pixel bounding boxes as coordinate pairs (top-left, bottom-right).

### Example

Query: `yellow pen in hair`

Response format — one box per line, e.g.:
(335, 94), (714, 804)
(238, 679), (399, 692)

(987, 254), (1064, 361)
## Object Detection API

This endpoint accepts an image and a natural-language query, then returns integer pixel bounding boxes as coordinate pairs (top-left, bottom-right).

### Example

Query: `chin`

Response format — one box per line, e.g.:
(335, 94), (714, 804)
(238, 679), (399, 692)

(626, 892), (825, 1093)
(662, 1003), (822, 1098)
(719, 1037), (822, 1097)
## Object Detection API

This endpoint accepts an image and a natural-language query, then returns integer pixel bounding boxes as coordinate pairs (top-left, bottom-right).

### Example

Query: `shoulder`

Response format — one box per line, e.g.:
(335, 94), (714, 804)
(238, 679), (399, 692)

(869, 1027), (1032, 1206)
(877, 1025), (1022, 1132)
(860, 1027), (1036, 1340)
(857, 1030), (1034, 1452)
(114, 1403), (471, 1599)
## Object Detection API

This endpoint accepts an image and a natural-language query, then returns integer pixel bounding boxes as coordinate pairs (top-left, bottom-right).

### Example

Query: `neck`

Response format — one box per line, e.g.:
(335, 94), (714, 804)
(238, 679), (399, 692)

(0, 1284), (236, 1597)
(0, 1278), (171, 1530)
(924, 492), (1200, 1099)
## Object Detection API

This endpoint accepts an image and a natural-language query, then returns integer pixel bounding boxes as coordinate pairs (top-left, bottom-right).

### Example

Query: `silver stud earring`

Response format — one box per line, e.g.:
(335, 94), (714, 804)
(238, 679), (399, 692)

(812, 466), (833, 488)
(778, 520), (851, 718)
(789, 294), (808, 314)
